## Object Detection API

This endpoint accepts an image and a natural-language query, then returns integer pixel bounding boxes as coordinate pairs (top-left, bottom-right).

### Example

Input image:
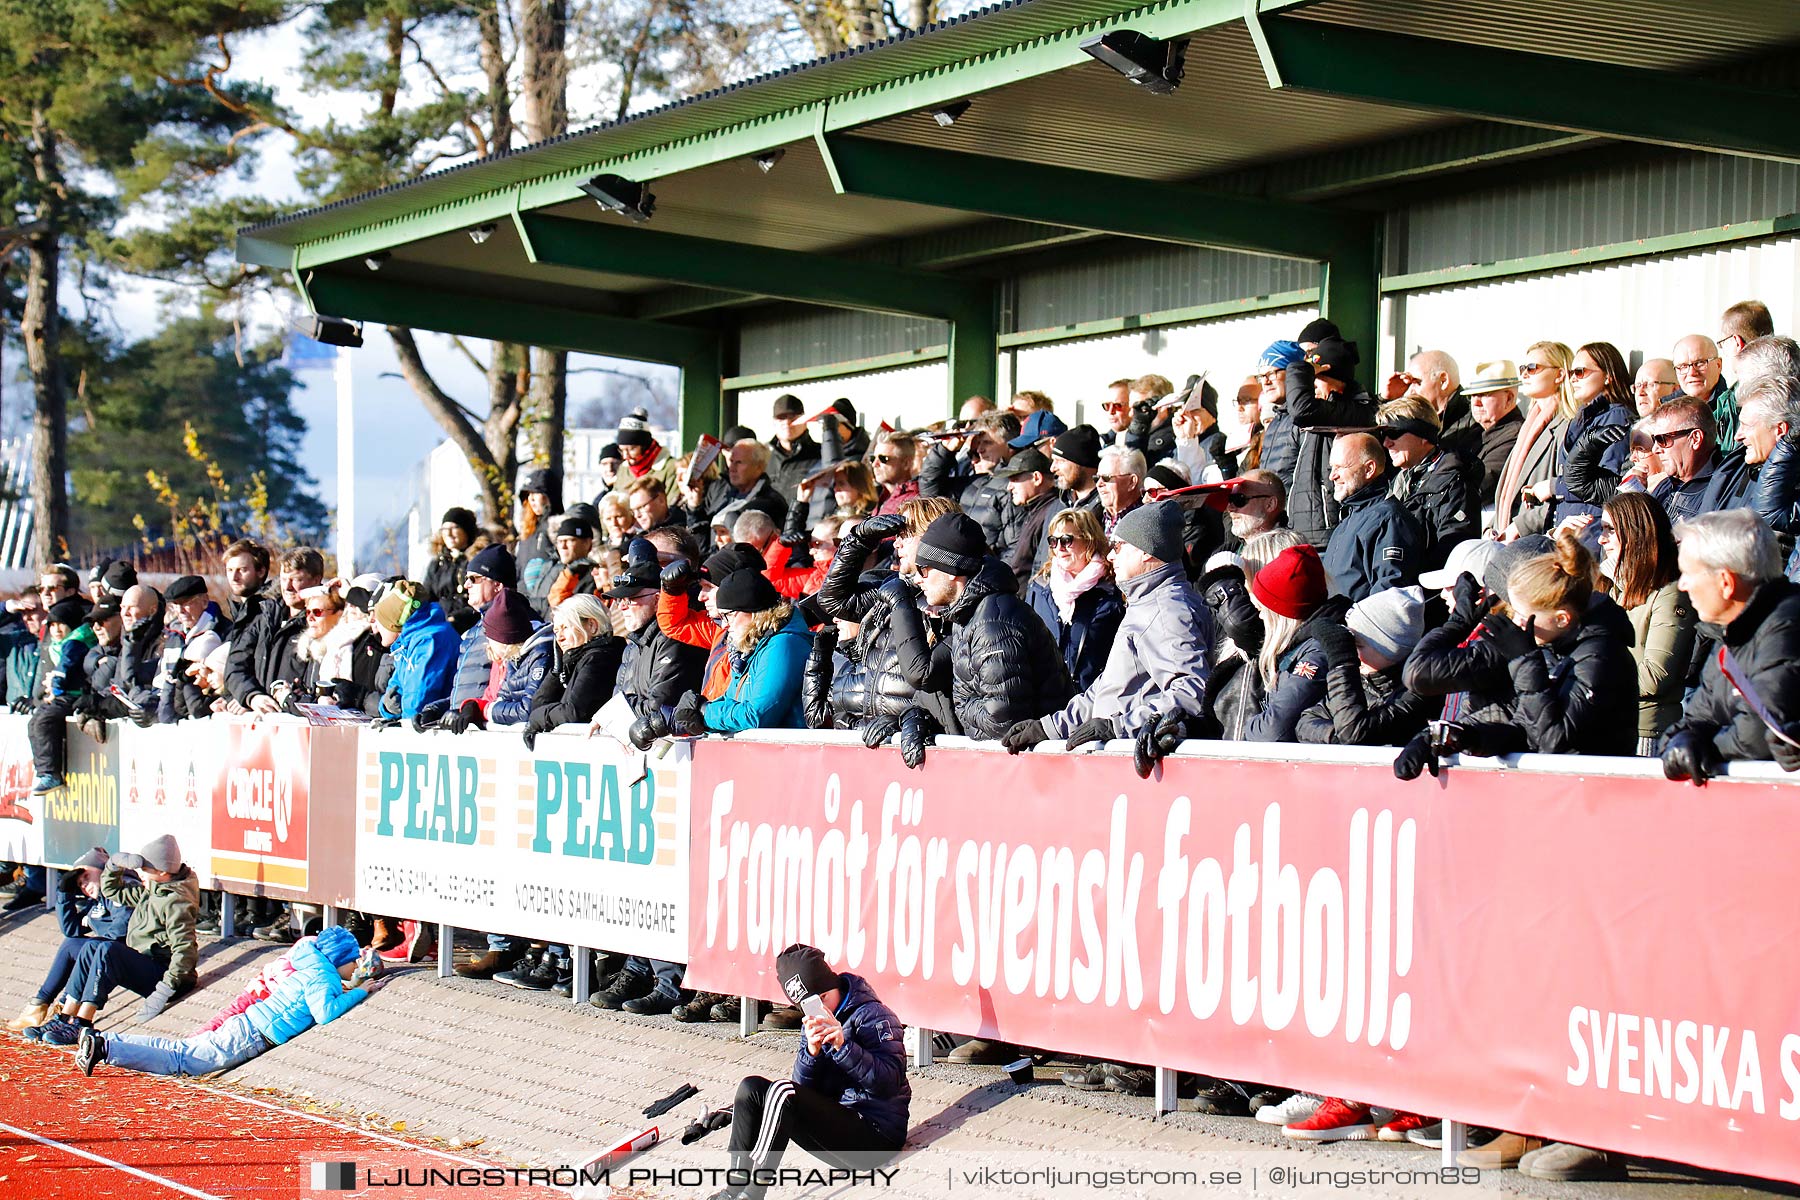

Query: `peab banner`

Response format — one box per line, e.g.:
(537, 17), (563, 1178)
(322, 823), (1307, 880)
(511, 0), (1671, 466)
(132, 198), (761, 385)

(353, 728), (689, 960)
(684, 740), (1800, 1184)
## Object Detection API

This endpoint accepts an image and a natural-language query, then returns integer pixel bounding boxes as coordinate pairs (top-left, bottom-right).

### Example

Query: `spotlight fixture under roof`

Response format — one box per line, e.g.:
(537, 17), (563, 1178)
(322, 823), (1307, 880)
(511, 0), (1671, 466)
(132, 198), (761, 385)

(929, 100), (972, 127)
(1079, 30), (1187, 94)
(468, 222), (497, 244)
(754, 149), (786, 173)
(579, 173), (656, 222)
(308, 315), (364, 349)
(363, 250), (391, 271)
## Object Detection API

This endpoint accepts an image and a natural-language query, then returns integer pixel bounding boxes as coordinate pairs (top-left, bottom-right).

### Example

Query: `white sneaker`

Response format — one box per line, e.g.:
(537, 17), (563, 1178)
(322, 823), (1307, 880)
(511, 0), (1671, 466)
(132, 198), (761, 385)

(1256, 1092), (1323, 1125)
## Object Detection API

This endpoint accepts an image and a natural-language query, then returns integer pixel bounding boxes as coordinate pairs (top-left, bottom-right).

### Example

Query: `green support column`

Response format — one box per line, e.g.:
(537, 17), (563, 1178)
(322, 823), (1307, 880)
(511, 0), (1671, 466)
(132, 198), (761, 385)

(1320, 222), (1383, 356)
(947, 286), (999, 417)
(678, 341), (724, 453)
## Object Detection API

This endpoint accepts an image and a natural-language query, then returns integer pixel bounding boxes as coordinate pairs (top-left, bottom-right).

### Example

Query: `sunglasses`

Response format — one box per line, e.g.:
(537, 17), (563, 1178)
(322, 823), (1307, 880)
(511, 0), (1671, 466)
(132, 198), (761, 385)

(1046, 534), (1086, 550)
(1518, 362), (1556, 377)
(872, 453), (901, 465)
(305, 607), (332, 619)
(1226, 492), (1268, 508)
(1100, 402), (1127, 413)
(1650, 427), (1700, 448)
(1566, 366), (1600, 381)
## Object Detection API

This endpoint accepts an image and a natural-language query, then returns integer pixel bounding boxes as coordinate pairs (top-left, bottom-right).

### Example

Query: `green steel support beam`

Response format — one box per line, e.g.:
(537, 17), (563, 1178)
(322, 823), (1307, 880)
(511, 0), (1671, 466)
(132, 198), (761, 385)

(948, 286), (1000, 415)
(306, 271), (719, 365)
(679, 338), (726, 448)
(515, 212), (989, 322)
(819, 135), (1374, 263)
(1252, 16), (1800, 164)
(1318, 221), (1381, 353)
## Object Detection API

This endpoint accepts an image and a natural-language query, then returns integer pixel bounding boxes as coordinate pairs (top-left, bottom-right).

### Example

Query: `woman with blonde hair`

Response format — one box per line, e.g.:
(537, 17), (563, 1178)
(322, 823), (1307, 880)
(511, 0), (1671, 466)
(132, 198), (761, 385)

(524, 594), (623, 745)
(289, 580), (365, 704)
(671, 569), (812, 733)
(1492, 339), (1575, 536)
(1240, 541), (1333, 742)
(1026, 508), (1124, 690)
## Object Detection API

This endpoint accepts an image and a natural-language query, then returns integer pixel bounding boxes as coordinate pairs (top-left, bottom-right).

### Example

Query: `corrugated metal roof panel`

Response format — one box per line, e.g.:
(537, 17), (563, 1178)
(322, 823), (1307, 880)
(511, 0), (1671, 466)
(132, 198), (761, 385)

(1295, 0), (1800, 67)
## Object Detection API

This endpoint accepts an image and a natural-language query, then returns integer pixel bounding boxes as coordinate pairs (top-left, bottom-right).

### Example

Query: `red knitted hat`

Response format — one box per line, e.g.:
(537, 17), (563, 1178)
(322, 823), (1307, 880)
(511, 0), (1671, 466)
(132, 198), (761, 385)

(1250, 544), (1328, 620)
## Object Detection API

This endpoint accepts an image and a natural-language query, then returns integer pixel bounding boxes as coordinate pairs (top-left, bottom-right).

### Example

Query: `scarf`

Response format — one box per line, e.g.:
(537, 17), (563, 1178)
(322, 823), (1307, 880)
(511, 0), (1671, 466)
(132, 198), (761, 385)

(1491, 396), (1560, 530)
(1048, 558), (1106, 626)
(626, 443), (663, 480)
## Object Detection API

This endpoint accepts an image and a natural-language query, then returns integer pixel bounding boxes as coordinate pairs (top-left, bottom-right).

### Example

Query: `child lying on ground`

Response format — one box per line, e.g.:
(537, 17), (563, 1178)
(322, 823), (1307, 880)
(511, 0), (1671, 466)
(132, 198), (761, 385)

(74, 926), (384, 1077)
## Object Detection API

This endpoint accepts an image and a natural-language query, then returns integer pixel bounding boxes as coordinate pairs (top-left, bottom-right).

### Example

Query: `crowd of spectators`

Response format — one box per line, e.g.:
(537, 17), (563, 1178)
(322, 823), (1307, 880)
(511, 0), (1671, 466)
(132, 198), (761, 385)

(5, 303), (1799, 1185)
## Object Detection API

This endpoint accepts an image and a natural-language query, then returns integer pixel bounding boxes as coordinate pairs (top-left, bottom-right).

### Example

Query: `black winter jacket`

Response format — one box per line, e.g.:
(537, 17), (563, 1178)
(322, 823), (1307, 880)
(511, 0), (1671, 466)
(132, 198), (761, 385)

(225, 600), (306, 706)
(817, 530), (936, 725)
(1551, 397), (1634, 523)
(920, 444), (1011, 553)
(1755, 434), (1800, 537)
(422, 542), (484, 633)
(617, 620), (706, 715)
(1284, 360), (1379, 547)
(768, 431), (823, 503)
(924, 557), (1071, 739)
(1503, 598), (1639, 756)
(1259, 404), (1297, 490)
(790, 972), (911, 1146)
(1393, 450), (1481, 572)
(1026, 575), (1126, 692)
(527, 636), (624, 733)
(1243, 637), (1329, 742)
(1698, 445), (1758, 515)
(1298, 660), (1438, 747)
(1402, 606), (1517, 727)
(1663, 579), (1800, 762)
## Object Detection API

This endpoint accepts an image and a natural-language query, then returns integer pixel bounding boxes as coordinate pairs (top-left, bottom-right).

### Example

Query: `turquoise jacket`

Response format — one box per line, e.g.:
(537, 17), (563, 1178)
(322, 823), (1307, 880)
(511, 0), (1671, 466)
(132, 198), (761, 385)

(383, 601), (460, 718)
(703, 610), (813, 732)
(244, 936), (367, 1046)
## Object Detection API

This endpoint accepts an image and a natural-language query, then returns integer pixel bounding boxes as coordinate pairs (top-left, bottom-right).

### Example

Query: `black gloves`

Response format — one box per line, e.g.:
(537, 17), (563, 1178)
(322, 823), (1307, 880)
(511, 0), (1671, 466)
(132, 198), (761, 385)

(1774, 728), (1800, 774)
(1064, 716), (1116, 751)
(412, 701), (448, 732)
(1310, 622), (1359, 667)
(522, 726), (540, 750)
(898, 706), (937, 770)
(1478, 613), (1538, 660)
(1133, 711), (1186, 779)
(1001, 719), (1047, 754)
(1393, 731), (1441, 781)
(138, 981), (178, 1022)
(860, 715), (899, 749)
(660, 558), (695, 597)
(439, 700), (485, 735)
(1450, 572), (1494, 629)
(629, 709), (670, 751)
(1661, 729), (1723, 786)
(129, 707), (156, 729)
(855, 513), (907, 542)
(670, 691), (708, 737)
(370, 716), (402, 731)
(9, 696), (29, 714)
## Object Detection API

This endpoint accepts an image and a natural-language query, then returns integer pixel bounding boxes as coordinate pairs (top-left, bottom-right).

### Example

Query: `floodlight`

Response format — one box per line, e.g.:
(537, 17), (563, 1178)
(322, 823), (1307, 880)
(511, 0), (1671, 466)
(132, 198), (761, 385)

(1079, 30), (1186, 94)
(754, 149), (786, 173)
(579, 174), (656, 222)
(363, 250), (391, 271)
(930, 100), (972, 127)
(468, 223), (497, 244)
(309, 315), (364, 349)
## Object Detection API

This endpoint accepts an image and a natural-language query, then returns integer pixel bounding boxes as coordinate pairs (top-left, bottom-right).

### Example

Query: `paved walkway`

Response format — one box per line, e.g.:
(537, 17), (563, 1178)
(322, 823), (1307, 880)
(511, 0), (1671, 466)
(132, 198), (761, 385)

(0, 909), (1787, 1199)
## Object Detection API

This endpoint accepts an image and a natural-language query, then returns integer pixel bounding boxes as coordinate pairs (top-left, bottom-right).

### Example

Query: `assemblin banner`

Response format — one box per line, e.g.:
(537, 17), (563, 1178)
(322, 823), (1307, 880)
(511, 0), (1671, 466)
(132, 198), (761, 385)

(683, 738), (1800, 1184)
(352, 727), (689, 960)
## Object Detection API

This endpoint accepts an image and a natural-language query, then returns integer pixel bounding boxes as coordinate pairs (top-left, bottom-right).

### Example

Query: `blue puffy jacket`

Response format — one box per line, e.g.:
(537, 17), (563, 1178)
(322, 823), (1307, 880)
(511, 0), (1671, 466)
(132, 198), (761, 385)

(487, 624), (554, 727)
(703, 610), (812, 732)
(1026, 575), (1126, 693)
(384, 601), (460, 719)
(245, 936), (368, 1046)
(792, 971), (910, 1146)
(449, 621), (490, 708)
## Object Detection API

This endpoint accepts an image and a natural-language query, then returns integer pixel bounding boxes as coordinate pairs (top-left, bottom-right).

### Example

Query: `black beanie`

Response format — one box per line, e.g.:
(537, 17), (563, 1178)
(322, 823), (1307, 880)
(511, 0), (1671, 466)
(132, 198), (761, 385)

(713, 568), (782, 614)
(914, 512), (987, 577)
(467, 544), (517, 589)
(1297, 318), (1340, 344)
(1051, 425), (1101, 471)
(102, 560), (138, 596)
(441, 507), (478, 541)
(702, 543), (765, 582)
(776, 943), (840, 1004)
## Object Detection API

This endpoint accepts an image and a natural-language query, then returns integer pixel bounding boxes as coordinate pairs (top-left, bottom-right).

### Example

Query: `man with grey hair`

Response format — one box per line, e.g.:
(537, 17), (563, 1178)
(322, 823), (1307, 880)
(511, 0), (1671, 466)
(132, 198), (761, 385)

(730, 509), (780, 559)
(1661, 509), (1800, 783)
(1743, 375), (1800, 544)
(1095, 445), (1146, 536)
(1673, 332), (1736, 448)
(1734, 334), (1800, 391)
(712, 438), (787, 532)
(1384, 349), (1479, 462)
(1698, 375), (1799, 513)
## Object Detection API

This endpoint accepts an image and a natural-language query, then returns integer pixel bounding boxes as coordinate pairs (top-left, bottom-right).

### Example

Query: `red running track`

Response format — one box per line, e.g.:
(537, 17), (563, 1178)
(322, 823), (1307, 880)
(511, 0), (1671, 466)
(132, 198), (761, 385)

(0, 1037), (578, 1199)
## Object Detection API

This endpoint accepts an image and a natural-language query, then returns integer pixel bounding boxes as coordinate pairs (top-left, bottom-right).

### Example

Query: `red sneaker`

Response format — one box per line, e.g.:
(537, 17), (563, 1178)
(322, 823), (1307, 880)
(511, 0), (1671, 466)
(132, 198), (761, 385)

(1283, 1097), (1376, 1142)
(378, 919), (432, 962)
(1378, 1111), (1434, 1142)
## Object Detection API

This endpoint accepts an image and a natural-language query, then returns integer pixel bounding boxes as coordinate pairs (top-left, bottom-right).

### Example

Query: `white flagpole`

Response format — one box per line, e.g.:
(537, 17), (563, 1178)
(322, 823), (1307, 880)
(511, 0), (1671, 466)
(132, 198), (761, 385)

(335, 347), (356, 577)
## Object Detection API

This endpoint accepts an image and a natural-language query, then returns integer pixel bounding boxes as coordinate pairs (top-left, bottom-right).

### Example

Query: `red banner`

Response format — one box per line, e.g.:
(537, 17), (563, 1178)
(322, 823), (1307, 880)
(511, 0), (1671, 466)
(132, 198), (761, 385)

(686, 740), (1800, 1184)
(211, 722), (312, 892)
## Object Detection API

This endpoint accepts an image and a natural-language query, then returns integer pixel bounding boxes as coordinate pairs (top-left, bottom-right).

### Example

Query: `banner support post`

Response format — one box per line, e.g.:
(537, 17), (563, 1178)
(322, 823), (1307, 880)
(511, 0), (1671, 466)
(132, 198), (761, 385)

(436, 924), (455, 979)
(1153, 1067), (1178, 1118)
(739, 996), (759, 1038)
(322, 904), (339, 929)
(1441, 1120), (1467, 1168)
(572, 947), (592, 1005)
(219, 893), (237, 941)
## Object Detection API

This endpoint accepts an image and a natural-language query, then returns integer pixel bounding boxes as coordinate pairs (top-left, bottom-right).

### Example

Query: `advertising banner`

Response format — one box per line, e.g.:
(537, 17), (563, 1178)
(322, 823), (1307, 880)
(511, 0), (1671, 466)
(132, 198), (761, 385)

(211, 720), (312, 892)
(0, 715), (43, 869)
(685, 741), (1800, 1185)
(354, 728), (688, 959)
(41, 721), (119, 867)
(118, 722), (219, 889)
